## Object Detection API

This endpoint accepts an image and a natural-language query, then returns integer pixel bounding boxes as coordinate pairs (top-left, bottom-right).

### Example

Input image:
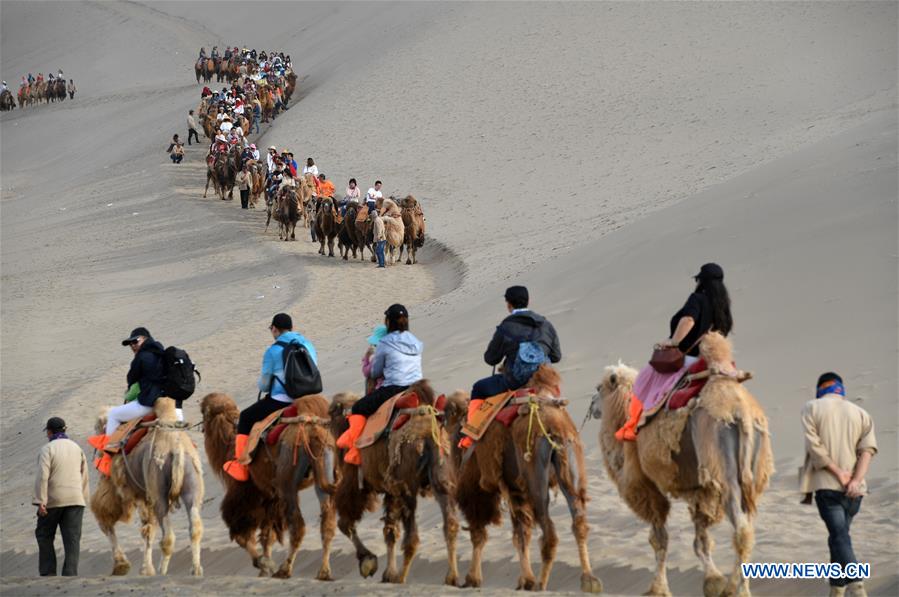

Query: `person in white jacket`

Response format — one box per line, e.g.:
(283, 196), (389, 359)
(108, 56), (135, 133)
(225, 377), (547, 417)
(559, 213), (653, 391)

(336, 304), (423, 464)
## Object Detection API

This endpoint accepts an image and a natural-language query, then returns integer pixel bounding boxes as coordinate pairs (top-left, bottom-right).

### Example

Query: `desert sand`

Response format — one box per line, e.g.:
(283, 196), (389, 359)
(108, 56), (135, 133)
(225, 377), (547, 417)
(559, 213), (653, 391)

(2, 1), (897, 595)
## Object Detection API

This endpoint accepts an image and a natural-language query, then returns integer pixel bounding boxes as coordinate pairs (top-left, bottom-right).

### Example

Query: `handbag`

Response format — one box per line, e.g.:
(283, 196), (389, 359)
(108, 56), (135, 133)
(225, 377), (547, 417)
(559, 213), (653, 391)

(649, 336), (702, 374)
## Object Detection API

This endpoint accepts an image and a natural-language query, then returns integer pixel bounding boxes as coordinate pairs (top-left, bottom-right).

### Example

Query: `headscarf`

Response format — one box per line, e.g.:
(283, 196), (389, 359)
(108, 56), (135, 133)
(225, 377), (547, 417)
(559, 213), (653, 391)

(816, 379), (845, 398)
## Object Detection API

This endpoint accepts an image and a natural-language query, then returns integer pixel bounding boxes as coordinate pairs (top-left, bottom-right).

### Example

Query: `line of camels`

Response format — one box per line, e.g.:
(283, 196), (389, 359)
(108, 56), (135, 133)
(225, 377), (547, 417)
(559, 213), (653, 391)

(1, 79), (70, 111)
(91, 332), (772, 596)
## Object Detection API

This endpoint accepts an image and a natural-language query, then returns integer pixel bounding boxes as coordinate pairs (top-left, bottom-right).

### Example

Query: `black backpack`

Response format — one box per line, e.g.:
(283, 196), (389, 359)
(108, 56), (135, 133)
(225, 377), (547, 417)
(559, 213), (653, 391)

(162, 346), (201, 400)
(273, 340), (322, 398)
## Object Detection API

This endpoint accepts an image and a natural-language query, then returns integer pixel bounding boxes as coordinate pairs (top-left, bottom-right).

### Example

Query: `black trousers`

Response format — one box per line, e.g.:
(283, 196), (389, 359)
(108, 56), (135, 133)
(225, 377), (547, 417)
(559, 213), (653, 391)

(188, 128), (200, 145)
(238, 395), (290, 435)
(36, 505), (83, 576)
(351, 385), (409, 417)
(240, 188), (250, 209)
(815, 490), (863, 587)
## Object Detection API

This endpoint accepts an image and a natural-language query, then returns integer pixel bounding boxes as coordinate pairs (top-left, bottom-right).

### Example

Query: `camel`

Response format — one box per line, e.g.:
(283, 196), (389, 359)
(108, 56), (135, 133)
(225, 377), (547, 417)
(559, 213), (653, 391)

(328, 383), (460, 585)
(356, 207), (373, 262)
(451, 365), (602, 593)
(17, 85), (28, 109)
(383, 216), (405, 265)
(399, 195), (426, 265)
(314, 197), (339, 257)
(0, 89), (14, 111)
(247, 161), (265, 209)
(337, 203), (365, 260)
(273, 186), (299, 241)
(90, 398), (204, 577)
(589, 332), (773, 597)
(205, 146), (239, 201)
(200, 392), (337, 579)
(297, 174), (316, 228)
(260, 88), (275, 123)
(284, 71), (298, 103)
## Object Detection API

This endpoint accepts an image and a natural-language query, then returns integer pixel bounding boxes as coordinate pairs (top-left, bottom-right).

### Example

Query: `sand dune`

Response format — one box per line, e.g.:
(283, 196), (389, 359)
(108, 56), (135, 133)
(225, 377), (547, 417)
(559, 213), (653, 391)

(2, 1), (897, 594)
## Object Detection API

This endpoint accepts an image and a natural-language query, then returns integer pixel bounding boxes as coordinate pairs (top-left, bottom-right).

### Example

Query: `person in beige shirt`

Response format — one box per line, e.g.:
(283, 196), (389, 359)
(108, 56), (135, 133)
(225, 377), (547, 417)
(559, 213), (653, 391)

(800, 372), (877, 597)
(32, 416), (89, 576)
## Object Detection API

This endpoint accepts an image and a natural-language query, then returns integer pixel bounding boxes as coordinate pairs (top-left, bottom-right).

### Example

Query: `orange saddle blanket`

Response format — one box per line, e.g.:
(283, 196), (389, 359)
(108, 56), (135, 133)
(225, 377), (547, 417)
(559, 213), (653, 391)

(356, 391), (420, 449)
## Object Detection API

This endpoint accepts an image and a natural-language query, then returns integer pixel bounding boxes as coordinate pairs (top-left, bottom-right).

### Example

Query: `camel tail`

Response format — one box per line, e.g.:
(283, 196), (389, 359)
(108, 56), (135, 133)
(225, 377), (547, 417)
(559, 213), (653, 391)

(170, 443), (186, 506)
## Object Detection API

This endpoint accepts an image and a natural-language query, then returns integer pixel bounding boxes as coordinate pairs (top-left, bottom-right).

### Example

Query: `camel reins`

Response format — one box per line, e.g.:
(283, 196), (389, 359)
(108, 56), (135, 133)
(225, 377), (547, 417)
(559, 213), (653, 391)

(521, 395), (564, 463)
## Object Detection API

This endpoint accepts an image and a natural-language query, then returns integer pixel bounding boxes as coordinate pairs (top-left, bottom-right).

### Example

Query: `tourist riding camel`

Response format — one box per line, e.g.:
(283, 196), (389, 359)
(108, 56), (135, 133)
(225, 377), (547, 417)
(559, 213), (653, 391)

(458, 286), (561, 449)
(366, 180), (383, 213)
(88, 328), (181, 476)
(335, 304), (423, 465)
(615, 262), (733, 441)
(223, 313), (319, 481)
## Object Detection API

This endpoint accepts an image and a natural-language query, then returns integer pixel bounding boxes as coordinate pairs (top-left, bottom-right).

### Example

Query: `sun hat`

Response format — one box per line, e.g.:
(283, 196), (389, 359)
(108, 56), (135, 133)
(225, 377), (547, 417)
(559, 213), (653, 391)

(367, 324), (388, 346)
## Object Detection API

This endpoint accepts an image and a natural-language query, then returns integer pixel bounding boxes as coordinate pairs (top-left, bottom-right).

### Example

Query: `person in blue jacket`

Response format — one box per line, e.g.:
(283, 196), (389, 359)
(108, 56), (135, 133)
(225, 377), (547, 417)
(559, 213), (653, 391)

(223, 313), (317, 481)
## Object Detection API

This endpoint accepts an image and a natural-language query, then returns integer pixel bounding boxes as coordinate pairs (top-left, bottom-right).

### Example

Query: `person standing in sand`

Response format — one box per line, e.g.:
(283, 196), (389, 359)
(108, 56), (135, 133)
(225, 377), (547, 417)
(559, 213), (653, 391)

(187, 109), (200, 146)
(370, 209), (387, 268)
(236, 165), (251, 209)
(33, 417), (89, 577)
(800, 372), (877, 597)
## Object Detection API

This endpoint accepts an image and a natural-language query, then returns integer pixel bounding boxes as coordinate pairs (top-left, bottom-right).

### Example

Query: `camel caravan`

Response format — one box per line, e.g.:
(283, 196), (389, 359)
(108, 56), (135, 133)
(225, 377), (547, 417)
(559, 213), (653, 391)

(85, 291), (773, 596)
(1, 71), (76, 111)
(187, 49), (427, 267)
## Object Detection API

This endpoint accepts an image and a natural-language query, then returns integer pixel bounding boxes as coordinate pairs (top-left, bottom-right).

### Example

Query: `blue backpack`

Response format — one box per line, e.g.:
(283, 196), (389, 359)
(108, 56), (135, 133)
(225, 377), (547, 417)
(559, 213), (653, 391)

(505, 329), (547, 387)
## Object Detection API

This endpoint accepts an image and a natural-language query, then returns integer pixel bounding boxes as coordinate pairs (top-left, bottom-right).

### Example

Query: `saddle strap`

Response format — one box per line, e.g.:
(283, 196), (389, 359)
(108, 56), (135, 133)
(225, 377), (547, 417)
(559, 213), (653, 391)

(278, 415), (328, 426)
(510, 396), (569, 408)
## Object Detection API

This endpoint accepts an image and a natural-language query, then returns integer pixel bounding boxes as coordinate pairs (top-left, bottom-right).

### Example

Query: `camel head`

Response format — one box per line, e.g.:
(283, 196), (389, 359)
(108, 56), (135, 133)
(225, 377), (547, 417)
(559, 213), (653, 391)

(401, 195), (418, 209)
(590, 361), (639, 420)
(442, 390), (470, 430)
(699, 331), (737, 375)
(328, 392), (359, 437)
(154, 397), (178, 423)
(95, 407), (111, 435)
(199, 392), (239, 427)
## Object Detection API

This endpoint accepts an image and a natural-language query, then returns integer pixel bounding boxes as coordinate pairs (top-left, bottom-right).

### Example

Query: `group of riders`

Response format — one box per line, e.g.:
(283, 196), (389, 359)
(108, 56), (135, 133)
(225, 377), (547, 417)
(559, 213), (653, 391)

(0, 70), (76, 111)
(87, 262), (734, 480)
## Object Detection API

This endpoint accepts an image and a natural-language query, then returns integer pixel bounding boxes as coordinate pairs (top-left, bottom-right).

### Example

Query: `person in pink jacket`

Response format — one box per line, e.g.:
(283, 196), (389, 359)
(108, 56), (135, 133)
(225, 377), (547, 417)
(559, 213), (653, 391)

(361, 324), (387, 394)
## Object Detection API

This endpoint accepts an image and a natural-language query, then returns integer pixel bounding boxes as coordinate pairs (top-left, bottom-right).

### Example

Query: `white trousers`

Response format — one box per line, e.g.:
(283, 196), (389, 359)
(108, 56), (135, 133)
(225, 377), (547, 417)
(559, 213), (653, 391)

(106, 401), (153, 435)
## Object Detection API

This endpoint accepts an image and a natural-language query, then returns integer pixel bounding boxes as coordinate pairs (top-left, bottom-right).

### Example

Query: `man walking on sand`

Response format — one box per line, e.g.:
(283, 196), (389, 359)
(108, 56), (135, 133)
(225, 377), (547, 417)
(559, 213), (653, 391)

(33, 417), (90, 576)
(800, 372), (877, 597)
(371, 210), (386, 268)
(187, 109), (200, 146)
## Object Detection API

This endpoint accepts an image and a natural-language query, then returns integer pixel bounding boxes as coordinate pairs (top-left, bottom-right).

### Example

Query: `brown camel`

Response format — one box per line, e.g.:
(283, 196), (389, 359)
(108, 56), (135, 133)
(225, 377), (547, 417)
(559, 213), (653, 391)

(297, 174), (316, 228)
(272, 186), (299, 241)
(589, 332), (773, 597)
(247, 161), (265, 209)
(200, 392), (338, 579)
(329, 383), (460, 585)
(315, 196), (339, 257)
(451, 366), (602, 593)
(90, 398), (204, 577)
(399, 195), (426, 265)
(337, 203), (365, 260)
(17, 85), (28, 109)
(0, 89), (15, 111)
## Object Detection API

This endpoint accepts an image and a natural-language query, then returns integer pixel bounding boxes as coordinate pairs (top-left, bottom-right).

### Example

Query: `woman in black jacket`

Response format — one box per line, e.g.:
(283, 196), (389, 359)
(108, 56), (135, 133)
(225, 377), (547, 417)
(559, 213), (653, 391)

(617, 263), (733, 441)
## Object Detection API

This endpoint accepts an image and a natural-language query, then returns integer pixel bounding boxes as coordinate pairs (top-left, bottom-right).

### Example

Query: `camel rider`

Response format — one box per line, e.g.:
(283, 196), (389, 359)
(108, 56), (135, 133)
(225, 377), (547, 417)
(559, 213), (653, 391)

(616, 263), (734, 441)
(211, 46), (219, 60)
(458, 286), (562, 449)
(223, 313), (318, 481)
(340, 178), (362, 216)
(87, 328), (182, 476)
(336, 304), (423, 465)
(57, 69), (63, 80)
(199, 47), (206, 60)
(317, 174), (335, 198)
(21, 77), (27, 88)
(1, 81), (7, 93)
(365, 181), (383, 214)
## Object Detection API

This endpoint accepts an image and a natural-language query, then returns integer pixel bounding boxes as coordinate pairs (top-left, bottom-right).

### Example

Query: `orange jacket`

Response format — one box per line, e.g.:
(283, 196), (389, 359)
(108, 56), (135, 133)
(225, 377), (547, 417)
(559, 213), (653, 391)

(318, 180), (335, 197)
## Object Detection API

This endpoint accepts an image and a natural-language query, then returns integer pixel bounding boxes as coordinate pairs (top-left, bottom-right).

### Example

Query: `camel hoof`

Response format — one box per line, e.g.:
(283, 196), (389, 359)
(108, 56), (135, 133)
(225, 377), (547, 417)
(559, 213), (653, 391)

(112, 560), (131, 576)
(192, 565), (204, 577)
(273, 567), (292, 579)
(359, 554), (378, 578)
(581, 573), (603, 593)
(381, 570), (401, 584)
(315, 568), (334, 581)
(406, 259), (412, 265)
(255, 556), (275, 576)
(444, 573), (459, 587)
(517, 576), (537, 591)
(462, 574), (481, 588)
(704, 574), (728, 597)
(140, 564), (156, 576)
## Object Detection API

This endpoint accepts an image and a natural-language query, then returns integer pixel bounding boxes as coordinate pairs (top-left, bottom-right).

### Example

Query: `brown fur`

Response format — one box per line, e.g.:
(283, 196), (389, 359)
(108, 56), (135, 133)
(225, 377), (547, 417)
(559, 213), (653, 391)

(399, 195), (426, 265)
(314, 197), (339, 257)
(329, 382), (460, 586)
(199, 392), (337, 580)
(90, 398), (205, 577)
(592, 332), (774, 596)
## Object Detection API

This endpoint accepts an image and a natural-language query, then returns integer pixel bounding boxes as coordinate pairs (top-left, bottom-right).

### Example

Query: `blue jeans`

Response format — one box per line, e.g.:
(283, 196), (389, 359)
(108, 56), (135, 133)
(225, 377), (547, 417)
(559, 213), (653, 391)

(251, 117), (260, 134)
(471, 373), (512, 399)
(367, 201), (376, 214)
(815, 490), (862, 587)
(375, 240), (386, 267)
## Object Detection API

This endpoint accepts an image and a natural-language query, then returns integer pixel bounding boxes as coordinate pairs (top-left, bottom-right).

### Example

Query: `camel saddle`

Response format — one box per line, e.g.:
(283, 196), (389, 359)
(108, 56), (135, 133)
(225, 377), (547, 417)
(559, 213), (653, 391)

(241, 406), (289, 464)
(637, 359), (752, 430)
(462, 388), (553, 440)
(107, 414), (157, 455)
(355, 391), (449, 450)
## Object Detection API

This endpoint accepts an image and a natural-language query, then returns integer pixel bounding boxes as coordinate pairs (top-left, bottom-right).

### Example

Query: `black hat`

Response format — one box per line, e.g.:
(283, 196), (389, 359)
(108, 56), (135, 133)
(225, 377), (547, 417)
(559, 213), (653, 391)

(271, 313), (292, 330)
(384, 304), (408, 320)
(504, 285), (529, 306)
(121, 327), (151, 346)
(694, 263), (724, 281)
(44, 417), (66, 432)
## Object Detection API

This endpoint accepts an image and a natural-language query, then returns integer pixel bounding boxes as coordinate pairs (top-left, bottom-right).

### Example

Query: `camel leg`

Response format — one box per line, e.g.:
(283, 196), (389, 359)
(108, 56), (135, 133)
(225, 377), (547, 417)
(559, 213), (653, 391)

(721, 430), (754, 597)
(318, 237), (325, 255)
(273, 454), (309, 578)
(528, 438), (559, 591)
(157, 512), (175, 576)
(204, 173), (212, 198)
(337, 513), (378, 578)
(434, 490), (459, 586)
(397, 495), (420, 583)
(462, 523), (488, 588)
(139, 507), (157, 576)
(181, 476), (204, 578)
(690, 503), (725, 597)
(554, 442), (602, 593)
(314, 472), (336, 581)
(508, 487), (538, 590)
(102, 524), (132, 576)
(328, 237), (335, 258)
(259, 525), (277, 576)
(381, 494), (403, 583)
